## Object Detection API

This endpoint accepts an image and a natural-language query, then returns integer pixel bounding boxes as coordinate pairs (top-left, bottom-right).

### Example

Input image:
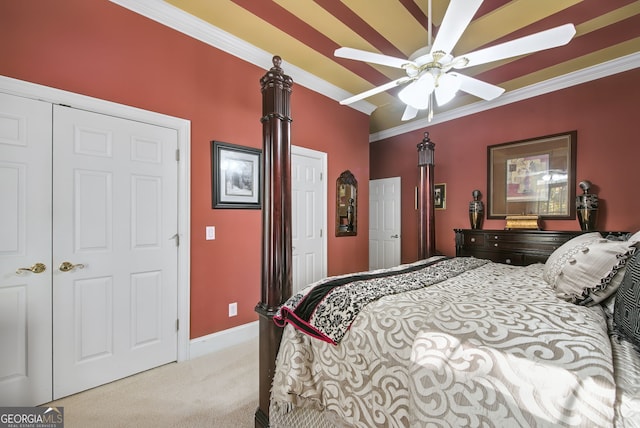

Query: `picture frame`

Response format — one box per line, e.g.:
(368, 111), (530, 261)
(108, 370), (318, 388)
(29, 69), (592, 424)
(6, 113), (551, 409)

(211, 141), (262, 209)
(487, 131), (576, 219)
(434, 183), (446, 210)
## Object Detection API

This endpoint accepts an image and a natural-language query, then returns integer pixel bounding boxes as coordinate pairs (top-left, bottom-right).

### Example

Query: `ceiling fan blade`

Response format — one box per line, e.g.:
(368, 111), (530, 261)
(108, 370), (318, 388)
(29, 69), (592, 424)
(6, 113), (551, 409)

(453, 23), (576, 69)
(335, 47), (415, 69)
(430, 0), (483, 55)
(339, 77), (412, 105)
(401, 105), (419, 121)
(453, 73), (505, 100)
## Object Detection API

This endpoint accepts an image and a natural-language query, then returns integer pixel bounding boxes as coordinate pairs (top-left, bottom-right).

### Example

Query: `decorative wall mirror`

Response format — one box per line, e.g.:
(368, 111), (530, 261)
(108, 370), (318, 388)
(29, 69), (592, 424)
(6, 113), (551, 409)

(336, 170), (357, 236)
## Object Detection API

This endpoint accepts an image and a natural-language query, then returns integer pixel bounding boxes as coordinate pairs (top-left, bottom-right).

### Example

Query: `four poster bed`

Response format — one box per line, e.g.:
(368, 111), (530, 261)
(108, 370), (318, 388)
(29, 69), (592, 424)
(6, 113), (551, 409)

(254, 57), (640, 427)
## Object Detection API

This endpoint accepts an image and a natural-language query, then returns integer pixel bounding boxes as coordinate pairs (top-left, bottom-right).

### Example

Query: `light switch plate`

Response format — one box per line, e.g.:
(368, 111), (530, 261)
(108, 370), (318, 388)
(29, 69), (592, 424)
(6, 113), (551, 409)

(206, 226), (215, 240)
(229, 302), (237, 317)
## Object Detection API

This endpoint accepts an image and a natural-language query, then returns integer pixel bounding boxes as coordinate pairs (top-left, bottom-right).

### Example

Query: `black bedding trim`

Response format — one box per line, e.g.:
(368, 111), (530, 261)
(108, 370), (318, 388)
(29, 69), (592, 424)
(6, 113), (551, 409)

(292, 257), (449, 321)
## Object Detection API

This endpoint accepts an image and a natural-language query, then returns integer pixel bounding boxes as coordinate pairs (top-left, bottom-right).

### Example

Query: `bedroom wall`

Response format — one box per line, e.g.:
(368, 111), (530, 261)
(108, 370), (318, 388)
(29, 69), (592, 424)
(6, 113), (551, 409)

(0, 0), (370, 339)
(371, 68), (640, 263)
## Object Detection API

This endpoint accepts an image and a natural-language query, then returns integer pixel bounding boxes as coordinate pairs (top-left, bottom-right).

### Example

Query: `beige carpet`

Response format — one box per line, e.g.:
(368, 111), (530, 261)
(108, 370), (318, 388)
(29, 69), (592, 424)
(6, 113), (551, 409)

(47, 338), (258, 427)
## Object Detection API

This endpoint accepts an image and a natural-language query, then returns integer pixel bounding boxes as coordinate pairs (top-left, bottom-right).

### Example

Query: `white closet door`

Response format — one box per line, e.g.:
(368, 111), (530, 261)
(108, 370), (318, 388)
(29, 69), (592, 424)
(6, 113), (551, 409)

(52, 105), (179, 399)
(0, 93), (53, 406)
(369, 177), (401, 270)
(292, 147), (326, 294)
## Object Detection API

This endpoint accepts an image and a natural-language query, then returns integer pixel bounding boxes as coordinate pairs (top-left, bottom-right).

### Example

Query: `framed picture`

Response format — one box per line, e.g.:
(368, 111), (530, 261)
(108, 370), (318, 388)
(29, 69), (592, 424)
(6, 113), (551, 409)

(211, 141), (262, 209)
(487, 131), (576, 219)
(434, 183), (446, 210)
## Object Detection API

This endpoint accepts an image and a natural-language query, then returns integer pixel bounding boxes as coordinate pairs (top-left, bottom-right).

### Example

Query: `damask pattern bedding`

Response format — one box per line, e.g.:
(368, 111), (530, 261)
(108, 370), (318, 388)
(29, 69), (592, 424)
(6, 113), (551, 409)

(274, 257), (488, 344)
(270, 258), (617, 427)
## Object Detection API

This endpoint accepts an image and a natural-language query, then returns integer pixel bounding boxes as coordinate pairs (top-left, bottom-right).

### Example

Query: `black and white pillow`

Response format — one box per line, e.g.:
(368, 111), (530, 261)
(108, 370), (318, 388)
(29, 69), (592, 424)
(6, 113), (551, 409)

(614, 250), (640, 350)
(544, 231), (640, 305)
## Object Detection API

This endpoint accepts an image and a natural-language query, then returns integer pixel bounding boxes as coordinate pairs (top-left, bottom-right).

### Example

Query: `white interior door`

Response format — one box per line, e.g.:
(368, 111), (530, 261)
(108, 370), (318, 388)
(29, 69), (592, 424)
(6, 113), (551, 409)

(51, 106), (179, 399)
(0, 93), (53, 406)
(0, 87), (185, 405)
(369, 177), (401, 270)
(291, 146), (327, 294)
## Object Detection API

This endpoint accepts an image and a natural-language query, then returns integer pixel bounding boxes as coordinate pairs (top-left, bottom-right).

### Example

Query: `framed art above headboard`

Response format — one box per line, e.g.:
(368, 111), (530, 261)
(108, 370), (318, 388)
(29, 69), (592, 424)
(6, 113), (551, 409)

(487, 131), (577, 219)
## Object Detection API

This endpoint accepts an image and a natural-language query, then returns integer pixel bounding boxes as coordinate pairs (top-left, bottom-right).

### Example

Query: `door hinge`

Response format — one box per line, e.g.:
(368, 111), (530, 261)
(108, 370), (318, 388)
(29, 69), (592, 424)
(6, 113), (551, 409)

(176, 319), (179, 331)
(320, 172), (323, 181)
(320, 229), (323, 237)
(175, 149), (180, 161)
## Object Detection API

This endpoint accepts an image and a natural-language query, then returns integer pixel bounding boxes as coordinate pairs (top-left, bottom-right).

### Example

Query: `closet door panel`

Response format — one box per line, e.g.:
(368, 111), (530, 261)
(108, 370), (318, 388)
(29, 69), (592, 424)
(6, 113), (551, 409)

(0, 92), (53, 406)
(52, 105), (179, 399)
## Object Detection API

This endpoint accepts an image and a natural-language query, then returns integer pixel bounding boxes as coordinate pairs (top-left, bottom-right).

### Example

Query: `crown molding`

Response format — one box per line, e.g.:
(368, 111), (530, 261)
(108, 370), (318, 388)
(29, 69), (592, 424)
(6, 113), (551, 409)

(369, 52), (640, 142)
(108, 0), (376, 115)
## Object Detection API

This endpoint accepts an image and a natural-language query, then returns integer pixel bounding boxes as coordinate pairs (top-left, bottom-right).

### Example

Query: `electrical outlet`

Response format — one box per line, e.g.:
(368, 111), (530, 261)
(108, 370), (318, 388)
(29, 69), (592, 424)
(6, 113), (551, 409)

(228, 302), (237, 317)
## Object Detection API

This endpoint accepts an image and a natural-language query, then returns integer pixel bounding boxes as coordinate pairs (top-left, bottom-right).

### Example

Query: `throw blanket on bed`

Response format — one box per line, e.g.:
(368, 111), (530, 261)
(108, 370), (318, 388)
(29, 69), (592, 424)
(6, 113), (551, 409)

(274, 257), (488, 344)
(271, 261), (617, 428)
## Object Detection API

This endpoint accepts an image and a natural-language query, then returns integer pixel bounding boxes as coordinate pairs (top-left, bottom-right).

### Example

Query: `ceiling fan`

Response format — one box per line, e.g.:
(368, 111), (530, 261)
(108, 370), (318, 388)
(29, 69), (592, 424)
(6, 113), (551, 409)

(335, 0), (576, 121)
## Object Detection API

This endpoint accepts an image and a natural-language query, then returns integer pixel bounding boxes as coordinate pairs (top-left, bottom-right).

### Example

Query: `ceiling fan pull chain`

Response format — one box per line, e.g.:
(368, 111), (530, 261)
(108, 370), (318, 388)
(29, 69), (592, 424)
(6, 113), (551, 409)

(428, 93), (434, 122)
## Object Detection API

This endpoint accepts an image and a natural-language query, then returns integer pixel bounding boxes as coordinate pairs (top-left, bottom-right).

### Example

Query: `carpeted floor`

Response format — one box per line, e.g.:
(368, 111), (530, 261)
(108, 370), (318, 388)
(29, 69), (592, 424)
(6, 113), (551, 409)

(46, 338), (258, 427)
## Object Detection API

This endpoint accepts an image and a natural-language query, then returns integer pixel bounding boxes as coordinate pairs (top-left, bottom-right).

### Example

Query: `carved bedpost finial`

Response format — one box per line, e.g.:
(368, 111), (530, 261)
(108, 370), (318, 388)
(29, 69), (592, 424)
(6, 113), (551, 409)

(417, 131), (435, 166)
(272, 55), (282, 72)
(261, 55), (293, 118)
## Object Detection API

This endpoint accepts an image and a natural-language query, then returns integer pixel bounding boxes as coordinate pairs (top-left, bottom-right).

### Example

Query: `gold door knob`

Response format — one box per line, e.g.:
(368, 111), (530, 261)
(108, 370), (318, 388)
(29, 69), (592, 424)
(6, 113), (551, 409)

(16, 263), (47, 274)
(59, 261), (85, 272)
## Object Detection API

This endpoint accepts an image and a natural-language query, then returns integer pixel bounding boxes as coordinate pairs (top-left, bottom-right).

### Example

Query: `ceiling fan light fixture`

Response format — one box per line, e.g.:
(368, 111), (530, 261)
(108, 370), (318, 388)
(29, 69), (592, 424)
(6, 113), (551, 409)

(334, 0), (576, 121)
(398, 73), (435, 110)
(398, 84), (429, 110)
(435, 73), (460, 106)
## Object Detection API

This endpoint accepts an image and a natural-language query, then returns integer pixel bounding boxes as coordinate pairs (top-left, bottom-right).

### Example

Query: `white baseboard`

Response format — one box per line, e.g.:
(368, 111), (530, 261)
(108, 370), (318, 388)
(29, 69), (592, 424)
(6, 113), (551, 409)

(188, 321), (259, 360)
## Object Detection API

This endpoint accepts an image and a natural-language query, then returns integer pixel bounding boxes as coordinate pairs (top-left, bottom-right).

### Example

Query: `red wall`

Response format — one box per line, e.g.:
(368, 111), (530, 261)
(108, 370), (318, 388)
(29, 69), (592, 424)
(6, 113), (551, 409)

(0, 0), (370, 339)
(371, 68), (640, 262)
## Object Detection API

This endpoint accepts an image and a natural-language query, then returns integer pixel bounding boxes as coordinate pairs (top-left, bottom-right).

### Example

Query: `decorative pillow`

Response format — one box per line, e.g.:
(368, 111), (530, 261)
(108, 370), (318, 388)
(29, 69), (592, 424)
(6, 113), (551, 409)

(614, 250), (640, 350)
(627, 230), (640, 243)
(601, 293), (616, 315)
(554, 239), (637, 304)
(543, 232), (602, 285)
(585, 267), (625, 306)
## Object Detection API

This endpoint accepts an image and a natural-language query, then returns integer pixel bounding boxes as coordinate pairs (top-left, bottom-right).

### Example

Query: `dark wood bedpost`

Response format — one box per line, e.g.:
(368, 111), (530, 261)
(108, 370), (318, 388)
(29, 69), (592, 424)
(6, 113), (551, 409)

(417, 132), (436, 259)
(255, 56), (293, 428)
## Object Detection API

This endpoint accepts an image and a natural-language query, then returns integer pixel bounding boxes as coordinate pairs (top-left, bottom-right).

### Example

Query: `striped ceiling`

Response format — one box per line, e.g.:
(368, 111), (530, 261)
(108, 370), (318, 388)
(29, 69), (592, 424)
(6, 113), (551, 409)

(133, 0), (640, 136)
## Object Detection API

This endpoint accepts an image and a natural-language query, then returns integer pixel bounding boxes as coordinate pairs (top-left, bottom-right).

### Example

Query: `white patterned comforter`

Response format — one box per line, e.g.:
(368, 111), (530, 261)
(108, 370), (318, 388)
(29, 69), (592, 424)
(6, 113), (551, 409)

(270, 259), (616, 427)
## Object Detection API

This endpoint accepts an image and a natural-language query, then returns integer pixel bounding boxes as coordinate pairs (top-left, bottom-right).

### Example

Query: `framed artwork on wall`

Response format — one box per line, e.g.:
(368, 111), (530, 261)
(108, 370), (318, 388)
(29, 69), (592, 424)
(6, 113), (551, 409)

(211, 141), (262, 209)
(487, 131), (576, 219)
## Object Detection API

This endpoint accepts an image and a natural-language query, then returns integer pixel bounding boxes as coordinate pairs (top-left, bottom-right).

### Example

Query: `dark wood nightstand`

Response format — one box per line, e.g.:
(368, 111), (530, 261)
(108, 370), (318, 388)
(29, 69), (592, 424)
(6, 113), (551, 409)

(454, 229), (626, 266)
